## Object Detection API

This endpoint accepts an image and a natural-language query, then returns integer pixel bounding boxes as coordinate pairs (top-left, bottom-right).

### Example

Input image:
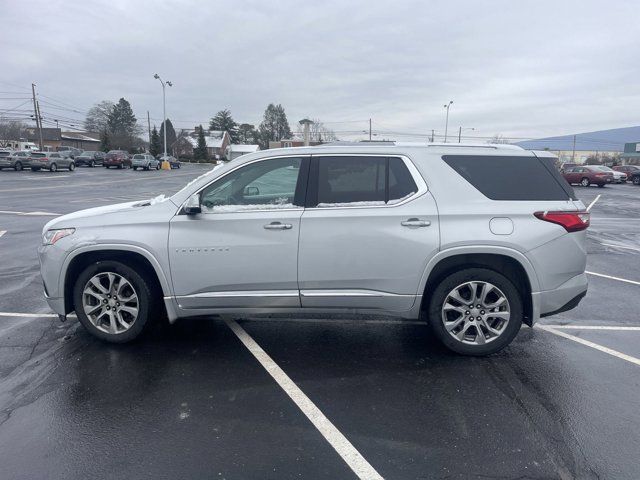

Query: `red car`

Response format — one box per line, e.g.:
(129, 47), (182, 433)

(104, 150), (132, 169)
(562, 166), (614, 187)
(613, 165), (640, 184)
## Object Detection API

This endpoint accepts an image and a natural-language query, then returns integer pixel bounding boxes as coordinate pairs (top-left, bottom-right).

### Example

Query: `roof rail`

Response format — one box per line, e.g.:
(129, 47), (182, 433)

(320, 141), (523, 150)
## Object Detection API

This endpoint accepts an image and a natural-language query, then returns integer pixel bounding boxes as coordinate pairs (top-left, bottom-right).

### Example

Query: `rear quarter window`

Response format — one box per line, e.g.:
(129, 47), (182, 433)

(442, 155), (575, 201)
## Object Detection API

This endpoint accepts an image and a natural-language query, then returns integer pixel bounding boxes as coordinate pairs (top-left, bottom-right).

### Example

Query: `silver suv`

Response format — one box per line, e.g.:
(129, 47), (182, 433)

(38, 144), (589, 355)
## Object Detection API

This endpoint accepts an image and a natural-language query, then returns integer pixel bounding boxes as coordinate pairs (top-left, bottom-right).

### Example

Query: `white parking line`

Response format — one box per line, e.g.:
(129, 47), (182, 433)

(544, 325), (640, 331)
(586, 270), (640, 286)
(0, 230), (5, 238)
(0, 210), (60, 216)
(586, 194), (601, 212)
(225, 319), (383, 480)
(599, 242), (640, 252)
(0, 312), (59, 318)
(538, 325), (640, 367)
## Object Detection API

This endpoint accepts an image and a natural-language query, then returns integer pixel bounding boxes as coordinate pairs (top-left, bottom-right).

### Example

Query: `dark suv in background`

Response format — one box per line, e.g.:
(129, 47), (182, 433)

(75, 151), (106, 167)
(104, 150), (132, 169)
(613, 165), (640, 184)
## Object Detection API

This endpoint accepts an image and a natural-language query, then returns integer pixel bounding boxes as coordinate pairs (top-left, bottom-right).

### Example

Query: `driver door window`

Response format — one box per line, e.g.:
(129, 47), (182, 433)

(200, 157), (305, 212)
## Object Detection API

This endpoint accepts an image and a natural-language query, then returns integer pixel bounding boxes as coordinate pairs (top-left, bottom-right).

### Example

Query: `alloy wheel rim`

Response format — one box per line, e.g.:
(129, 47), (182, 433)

(441, 281), (511, 346)
(82, 272), (139, 334)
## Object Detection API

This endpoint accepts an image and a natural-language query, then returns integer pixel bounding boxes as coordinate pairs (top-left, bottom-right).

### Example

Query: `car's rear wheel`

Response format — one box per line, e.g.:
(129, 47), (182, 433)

(50, 163), (57, 172)
(633, 176), (640, 185)
(68, 162), (75, 171)
(73, 260), (153, 343)
(428, 268), (523, 356)
(580, 177), (590, 187)
(14, 161), (22, 171)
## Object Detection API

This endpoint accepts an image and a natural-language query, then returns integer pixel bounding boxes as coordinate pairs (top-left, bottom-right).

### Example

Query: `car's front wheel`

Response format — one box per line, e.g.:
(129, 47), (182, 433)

(50, 163), (58, 172)
(580, 177), (590, 187)
(73, 260), (153, 343)
(68, 162), (75, 171)
(633, 176), (640, 185)
(14, 161), (23, 171)
(428, 268), (523, 356)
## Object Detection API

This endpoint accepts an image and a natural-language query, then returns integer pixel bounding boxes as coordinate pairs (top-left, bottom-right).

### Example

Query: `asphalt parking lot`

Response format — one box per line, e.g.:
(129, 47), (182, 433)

(0, 165), (638, 480)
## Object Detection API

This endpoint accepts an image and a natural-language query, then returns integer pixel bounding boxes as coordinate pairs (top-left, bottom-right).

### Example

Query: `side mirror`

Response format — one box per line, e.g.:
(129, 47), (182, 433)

(244, 186), (259, 196)
(184, 193), (202, 215)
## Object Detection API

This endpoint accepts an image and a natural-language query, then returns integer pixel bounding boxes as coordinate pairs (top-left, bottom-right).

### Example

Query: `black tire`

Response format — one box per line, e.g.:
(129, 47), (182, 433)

(633, 176), (640, 185)
(427, 268), (523, 356)
(156, 163), (160, 170)
(133, 167), (137, 171)
(117, 164), (123, 169)
(597, 184), (605, 188)
(50, 163), (58, 172)
(69, 162), (75, 171)
(31, 167), (40, 171)
(14, 161), (23, 171)
(89, 160), (95, 168)
(73, 260), (154, 343)
(580, 177), (590, 187)
(105, 165), (110, 169)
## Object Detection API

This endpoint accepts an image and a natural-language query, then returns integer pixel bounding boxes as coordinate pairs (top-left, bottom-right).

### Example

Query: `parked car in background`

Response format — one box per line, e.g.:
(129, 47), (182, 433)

(39, 143), (589, 356)
(56, 146), (83, 159)
(29, 152), (76, 172)
(627, 170), (640, 185)
(562, 166), (613, 187)
(132, 154), (160, 170)
(594, 166), (626, 183)
(159, 155), (180, 169)
(5, 150), (35, 171)
(560, 162), (577, 172)
(613, 165), (640, 181)
(0, 149), (17, 170)
(104, 150), (132, 169)
(75, 151), (106, 167)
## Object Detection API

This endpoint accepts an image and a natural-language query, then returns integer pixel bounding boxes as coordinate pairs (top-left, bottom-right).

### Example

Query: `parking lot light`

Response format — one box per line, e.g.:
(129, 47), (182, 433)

(154, 74), (172, 164)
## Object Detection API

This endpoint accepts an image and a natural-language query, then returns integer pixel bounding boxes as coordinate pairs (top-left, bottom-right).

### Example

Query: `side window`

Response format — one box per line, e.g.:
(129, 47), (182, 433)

(315, 156), (418, 207)
(200, 157), (305, 213)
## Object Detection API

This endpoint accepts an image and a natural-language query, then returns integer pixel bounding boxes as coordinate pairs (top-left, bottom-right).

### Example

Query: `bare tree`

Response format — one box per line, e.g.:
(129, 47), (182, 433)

(488, 134), (510, 144)
(0, 121), (26, 147)
(295, 118), (337, 143)
(84, 100), (114, 132)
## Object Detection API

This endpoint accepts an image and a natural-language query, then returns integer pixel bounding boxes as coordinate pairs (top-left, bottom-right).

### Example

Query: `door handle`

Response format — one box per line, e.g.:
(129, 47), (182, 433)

(401, 218), (431, 227)
(264, 222), (293, 230)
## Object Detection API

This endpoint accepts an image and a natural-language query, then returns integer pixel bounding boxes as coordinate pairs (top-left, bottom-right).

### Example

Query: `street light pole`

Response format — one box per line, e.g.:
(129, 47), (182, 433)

(154, 74), (172, 158)
(443, 100), (453, 143)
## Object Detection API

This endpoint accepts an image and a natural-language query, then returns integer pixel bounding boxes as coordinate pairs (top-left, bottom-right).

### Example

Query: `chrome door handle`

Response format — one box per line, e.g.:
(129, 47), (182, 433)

(401, 218), (431, 227)
(264, 222), (293, 230)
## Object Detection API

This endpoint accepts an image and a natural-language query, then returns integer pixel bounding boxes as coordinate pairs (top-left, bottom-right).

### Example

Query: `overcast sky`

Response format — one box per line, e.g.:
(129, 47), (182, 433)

(1, 0), (639, 141)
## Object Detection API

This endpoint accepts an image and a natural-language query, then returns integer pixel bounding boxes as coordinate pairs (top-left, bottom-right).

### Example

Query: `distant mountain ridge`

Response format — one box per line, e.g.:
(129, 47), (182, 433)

(516, 125), (640, 152)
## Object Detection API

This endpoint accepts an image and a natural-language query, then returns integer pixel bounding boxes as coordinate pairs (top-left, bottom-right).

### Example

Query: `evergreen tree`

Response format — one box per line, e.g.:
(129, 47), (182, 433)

(209, 109), (238, 143)
(107, 98), (138, 137)
(149, 126), (162, 157)
(100, 129), (111, 152)
(193, 125), (209, 161)
(158, 119), (177, 153)
(258, 103), (292, 149)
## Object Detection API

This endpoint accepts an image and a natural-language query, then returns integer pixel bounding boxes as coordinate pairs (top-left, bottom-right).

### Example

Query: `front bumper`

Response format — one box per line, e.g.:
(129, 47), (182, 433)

(38, 243), (69, 315)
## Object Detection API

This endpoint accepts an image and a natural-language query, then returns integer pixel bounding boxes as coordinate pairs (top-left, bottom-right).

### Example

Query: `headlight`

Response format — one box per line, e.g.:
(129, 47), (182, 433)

(43, 228), (75, 245)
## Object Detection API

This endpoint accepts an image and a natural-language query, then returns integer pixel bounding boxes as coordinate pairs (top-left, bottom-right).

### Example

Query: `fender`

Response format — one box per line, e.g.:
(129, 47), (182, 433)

(417, 245), (542, 296)
(58, 243), (173, 297)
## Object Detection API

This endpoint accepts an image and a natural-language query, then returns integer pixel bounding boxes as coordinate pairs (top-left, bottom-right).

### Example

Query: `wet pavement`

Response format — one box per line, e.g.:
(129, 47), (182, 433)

(0, 165), (638, 479)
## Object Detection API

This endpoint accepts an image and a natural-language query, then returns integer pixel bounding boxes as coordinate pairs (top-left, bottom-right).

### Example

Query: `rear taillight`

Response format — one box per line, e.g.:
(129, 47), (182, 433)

(534, 211), (590, 232)
(595, 173), (607, 177)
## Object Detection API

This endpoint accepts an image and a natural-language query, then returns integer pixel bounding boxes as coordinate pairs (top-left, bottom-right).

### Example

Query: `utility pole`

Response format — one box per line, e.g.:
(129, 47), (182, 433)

(31, 83), (44, 150)
(458, 126), (462, 143)
(147, 111), (151, 143)
(443, 100), (453, 143)
(36, 100), (44, 150)
(572, 135), (576, 163)
(369, 118), (372, 141)
(431, 129), (435, 142)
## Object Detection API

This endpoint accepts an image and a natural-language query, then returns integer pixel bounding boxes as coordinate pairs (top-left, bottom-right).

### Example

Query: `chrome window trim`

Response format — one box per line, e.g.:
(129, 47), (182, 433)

(179, 154), (310, 215)
(306, 153), (428, 210)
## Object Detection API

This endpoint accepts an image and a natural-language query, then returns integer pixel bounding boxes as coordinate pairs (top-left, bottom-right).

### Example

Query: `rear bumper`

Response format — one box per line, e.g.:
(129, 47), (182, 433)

(532, 272), (588, 322)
